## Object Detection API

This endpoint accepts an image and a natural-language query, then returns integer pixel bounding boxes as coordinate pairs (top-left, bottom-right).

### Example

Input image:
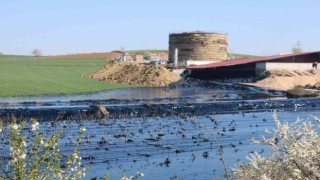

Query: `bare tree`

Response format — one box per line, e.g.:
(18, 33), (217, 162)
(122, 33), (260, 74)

(292, 47), (303, 54)
(32, 49), (42, 57)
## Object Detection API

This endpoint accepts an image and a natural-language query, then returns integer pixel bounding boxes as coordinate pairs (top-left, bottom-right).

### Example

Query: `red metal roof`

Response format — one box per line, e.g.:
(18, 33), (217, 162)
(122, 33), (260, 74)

(187, 51), (320, 69)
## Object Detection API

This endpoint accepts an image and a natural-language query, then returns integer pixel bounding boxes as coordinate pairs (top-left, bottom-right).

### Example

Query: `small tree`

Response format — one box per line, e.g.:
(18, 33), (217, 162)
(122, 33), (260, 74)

(0, 118), (90, 179)
(32, 49), (42, 57)
(292, 47), (303, 54)
(234, 114), (320, 180)
(292, 42), (303, 54)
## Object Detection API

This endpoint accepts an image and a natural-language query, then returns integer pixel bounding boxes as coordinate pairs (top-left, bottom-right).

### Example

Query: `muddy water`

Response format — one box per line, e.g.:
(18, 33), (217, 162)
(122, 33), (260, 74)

(0, 81), (319, 179)
(0, 81), (284, 107)
(0, 82), (286, 120)
(0, 111), (319, 179)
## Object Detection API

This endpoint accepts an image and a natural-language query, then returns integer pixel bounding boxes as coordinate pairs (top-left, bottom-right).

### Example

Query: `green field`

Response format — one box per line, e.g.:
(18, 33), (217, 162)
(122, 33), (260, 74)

(0, 51), (258, 97)
(0, 54), (31, 58)
(229, 53), (260, 59)
(0, 57), (136, 97)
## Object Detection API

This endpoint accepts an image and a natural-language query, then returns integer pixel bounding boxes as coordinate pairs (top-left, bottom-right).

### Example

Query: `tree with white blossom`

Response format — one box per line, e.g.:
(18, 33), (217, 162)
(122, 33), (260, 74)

(0, 118), (144, 180)
(0, 117), (90, 179)
(234, 113), (320, 180)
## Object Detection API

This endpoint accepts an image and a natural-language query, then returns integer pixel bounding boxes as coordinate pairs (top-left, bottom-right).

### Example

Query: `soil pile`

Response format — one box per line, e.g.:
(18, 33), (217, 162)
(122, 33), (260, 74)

(84, 61), (181, 87)
(286, 86), (319, 98)
(314, 82), (320, 88)
(246, 70), (320, 91)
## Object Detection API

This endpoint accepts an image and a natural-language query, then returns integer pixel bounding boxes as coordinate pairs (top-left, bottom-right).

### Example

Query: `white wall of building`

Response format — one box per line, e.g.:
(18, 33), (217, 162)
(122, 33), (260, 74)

(256, 62), (313, 71)
(186, 60), (219, 66)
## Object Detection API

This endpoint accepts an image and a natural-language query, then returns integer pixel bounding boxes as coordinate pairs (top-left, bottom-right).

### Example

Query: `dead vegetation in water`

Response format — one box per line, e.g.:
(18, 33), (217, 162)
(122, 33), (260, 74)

(89, 104), (109, 119)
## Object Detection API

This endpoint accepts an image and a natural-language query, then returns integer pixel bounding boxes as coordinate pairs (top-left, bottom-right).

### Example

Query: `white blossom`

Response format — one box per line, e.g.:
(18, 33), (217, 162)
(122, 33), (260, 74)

(11, 124), (19, 130)
(137, 172), (144, 176)
(234, 114), (320, 180)
(121, 172), (144, 180)
(18, 153), (26, 159)
(31, 121), (39, 131)
(73, 153), (79, 159)
(6, 120), (90, 180)
(261, 174), (271, 180)
(22, 141), (27, 147)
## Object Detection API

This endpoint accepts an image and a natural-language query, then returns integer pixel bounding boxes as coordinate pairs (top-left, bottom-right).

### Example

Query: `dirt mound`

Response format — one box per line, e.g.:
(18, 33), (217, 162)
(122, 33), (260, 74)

(314, 82), (320, 88)
(286, 86), (319, 98)
(84, 61), (181, 87)
(246, 71), (320, 91)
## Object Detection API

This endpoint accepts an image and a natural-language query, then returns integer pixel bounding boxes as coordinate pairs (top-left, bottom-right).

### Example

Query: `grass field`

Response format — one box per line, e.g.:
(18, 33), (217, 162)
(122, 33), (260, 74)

(0, 54), (31, 58)
(229, 53), (260, 59)
(0, 57), (136, 97)
(0, 51), (258, 97)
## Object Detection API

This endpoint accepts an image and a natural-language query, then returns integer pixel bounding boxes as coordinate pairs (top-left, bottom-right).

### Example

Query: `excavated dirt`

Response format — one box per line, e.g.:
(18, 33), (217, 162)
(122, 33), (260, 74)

(84, 61), (181, 87)
(246, 70), (320, 91)
(286, 86), (319, 98)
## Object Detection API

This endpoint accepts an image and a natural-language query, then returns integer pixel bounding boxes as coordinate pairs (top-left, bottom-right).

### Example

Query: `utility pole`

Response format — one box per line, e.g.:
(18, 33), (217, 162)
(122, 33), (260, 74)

(296, 41), (302, 52)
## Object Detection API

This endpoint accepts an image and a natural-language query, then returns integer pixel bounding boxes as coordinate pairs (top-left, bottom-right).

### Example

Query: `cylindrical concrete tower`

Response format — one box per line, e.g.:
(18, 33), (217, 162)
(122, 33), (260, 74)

(169, 31), (228, 66)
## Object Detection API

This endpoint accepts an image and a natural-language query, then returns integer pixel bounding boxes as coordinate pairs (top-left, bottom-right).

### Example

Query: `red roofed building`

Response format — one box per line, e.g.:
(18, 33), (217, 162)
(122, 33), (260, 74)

(187, 51), (320, 79)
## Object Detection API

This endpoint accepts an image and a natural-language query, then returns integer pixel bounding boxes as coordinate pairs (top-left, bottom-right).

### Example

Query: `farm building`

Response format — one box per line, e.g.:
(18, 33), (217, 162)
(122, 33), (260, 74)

(113, 52), (133, 61)
(133, 54), (144, 61)
(187, 51), (320, 79)
(149, 59), (168, 66)
(169, 31), (228, 66)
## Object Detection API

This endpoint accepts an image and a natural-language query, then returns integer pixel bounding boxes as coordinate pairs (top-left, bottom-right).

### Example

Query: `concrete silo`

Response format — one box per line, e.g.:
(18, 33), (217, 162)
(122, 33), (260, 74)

(169, 31), (228, 66)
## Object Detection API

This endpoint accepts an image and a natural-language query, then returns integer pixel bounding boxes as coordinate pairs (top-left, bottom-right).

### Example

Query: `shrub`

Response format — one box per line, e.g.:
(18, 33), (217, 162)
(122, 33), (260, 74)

(234, 113), (320, 180)
(0, 117), (90, 179)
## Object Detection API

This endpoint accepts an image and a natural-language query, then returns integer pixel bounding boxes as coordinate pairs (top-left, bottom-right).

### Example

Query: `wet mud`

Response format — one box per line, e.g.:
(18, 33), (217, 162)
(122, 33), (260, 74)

(0, 97), (319, 122)
(0, 80), (288, 121)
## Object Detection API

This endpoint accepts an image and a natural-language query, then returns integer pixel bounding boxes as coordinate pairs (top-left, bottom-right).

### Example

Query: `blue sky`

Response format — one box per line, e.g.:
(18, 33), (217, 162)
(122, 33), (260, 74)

(1, 0), (320, 56)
